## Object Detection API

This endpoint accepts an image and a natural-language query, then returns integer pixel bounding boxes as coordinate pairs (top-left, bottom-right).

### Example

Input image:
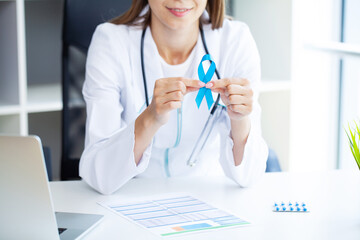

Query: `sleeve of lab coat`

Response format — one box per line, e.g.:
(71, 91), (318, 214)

(218, 23), (268, 187)
(79, 24), (152, 195)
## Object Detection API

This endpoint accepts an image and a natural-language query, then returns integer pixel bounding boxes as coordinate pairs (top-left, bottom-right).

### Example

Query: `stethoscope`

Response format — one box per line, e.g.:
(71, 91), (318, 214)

(140, 25), (226, 175)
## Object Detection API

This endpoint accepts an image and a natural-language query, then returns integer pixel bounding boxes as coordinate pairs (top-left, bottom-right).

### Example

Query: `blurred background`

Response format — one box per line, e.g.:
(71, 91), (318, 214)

(0, 0), (359, 180)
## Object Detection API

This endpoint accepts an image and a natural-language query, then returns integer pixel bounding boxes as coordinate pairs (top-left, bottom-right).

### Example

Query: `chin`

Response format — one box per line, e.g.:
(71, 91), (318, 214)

(165, 19), (196, 31)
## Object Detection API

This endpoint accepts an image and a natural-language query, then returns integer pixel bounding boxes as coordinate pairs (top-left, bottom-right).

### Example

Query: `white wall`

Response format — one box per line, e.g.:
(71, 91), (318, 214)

(232, 0), (292, 171)
(232, 0), (349, 172)
(259, 89), (290, 170)
(290, 0), (341, 171)
(233, 0), (292, 81)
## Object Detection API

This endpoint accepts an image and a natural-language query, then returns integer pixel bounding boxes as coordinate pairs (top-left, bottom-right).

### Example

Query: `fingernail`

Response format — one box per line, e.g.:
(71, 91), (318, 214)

(205, 82), (213, 88)
(199, 82), (205, 87)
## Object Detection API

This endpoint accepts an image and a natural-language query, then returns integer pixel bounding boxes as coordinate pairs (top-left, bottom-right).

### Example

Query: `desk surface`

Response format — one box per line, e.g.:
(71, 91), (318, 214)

(50, 170), (360, 240)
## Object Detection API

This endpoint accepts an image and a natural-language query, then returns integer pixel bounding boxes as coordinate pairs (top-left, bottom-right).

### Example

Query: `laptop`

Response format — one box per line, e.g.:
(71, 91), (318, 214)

(0, 135), (104, 240)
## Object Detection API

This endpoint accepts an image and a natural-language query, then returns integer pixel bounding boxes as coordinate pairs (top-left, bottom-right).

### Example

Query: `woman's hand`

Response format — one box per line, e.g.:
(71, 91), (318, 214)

(148, 77), (205, 125)
(206, 78), (253, 121)
(134, 77), (202, 164)
(205, 78), (253, 166)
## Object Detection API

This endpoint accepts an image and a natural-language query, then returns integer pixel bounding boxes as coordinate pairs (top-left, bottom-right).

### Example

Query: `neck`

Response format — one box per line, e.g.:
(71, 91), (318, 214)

(150, 19), (199, 65)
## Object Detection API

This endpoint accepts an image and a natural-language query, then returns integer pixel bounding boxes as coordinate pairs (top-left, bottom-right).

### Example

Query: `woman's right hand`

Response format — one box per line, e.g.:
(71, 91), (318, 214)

(134, 77), (203, 164)
(148, 77), (205, 125)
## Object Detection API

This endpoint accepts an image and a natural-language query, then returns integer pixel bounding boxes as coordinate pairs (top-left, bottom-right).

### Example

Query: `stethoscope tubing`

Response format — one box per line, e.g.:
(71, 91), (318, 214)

(140, 29), (150, 107)
(140, 24), (223, 168)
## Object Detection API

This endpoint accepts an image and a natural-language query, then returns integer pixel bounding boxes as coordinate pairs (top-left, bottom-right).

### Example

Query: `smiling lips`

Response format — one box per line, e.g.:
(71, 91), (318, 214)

(167, 7), (192, 17)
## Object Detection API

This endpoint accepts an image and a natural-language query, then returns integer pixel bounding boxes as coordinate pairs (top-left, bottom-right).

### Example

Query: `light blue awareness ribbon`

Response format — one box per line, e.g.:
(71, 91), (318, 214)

(195, 54), (215, 110)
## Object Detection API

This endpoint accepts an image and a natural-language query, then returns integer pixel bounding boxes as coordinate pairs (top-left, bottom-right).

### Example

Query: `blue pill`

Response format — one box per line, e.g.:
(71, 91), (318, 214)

(303, 208), (307, 212)
(290, 207), (294, 211)
(297, 207), (301, 211)
(282, 207), (286, 211)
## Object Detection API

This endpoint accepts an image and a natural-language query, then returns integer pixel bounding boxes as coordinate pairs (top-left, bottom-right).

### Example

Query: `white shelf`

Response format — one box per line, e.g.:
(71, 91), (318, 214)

(305, 41), (360, 58)
(0, 83), (63, 115)
(27, 83), (62, 113)
(0, 0), (65, 179)
(0, 104), (20, 115)
(259, 80), (291, 93)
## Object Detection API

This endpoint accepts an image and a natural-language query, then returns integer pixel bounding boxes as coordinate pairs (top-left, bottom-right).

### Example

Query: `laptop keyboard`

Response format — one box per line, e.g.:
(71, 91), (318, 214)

(58, 228), (67, 234)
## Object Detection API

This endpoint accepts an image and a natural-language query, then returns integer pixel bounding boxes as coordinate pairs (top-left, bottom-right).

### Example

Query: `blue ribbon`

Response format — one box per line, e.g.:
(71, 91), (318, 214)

(195, 54), (215, 110)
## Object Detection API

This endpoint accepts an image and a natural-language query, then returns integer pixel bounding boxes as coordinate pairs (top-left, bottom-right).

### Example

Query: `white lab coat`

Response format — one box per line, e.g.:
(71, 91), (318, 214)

(80, 15), (268, 195)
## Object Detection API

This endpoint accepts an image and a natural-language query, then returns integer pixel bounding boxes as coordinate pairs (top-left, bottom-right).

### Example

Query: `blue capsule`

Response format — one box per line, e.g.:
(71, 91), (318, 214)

(273, 201), (308, 212)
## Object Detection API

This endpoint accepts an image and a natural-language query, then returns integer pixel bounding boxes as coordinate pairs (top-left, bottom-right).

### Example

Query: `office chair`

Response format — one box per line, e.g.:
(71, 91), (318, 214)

(43, 146), (53, 181)
(266, 148), (281, 172)
(61, 0), (132, 180)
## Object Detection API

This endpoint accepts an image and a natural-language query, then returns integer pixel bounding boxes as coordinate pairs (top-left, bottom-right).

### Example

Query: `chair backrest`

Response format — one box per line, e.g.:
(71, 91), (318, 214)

(61, 0), (132, 180)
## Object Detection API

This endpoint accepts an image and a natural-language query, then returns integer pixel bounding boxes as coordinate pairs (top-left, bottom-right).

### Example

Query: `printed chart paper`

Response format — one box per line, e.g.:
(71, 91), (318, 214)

(99, 194), (250, 237)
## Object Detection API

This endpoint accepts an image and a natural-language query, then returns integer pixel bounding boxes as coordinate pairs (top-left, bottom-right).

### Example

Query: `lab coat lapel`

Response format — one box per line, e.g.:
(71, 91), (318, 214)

(143, 26), (164, 98)
(143, 26), (180, 149)
(129, 26), (164, 115)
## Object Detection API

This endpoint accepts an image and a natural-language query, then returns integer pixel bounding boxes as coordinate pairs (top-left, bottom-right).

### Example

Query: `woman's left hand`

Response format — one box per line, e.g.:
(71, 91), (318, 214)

(206, 78), (253, 121)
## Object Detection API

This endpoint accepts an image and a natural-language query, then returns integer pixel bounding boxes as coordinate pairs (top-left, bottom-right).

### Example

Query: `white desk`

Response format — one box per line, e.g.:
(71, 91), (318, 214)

(50, 170), (360, 240)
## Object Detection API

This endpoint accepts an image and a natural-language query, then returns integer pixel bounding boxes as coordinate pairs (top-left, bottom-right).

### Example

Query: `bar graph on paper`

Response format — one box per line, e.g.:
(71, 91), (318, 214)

(99, 194), (250, 237)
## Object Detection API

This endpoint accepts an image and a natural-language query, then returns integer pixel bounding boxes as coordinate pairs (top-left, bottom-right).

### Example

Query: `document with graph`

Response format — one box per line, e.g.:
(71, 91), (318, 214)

(99, 193), (250, 237)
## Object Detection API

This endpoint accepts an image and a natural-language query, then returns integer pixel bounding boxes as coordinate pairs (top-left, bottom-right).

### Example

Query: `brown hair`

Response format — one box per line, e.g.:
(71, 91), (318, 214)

(110, 0), (225, 30)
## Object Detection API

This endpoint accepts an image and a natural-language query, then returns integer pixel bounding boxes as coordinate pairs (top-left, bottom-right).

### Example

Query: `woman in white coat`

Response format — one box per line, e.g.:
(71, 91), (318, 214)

(80, 0), (268, 195)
